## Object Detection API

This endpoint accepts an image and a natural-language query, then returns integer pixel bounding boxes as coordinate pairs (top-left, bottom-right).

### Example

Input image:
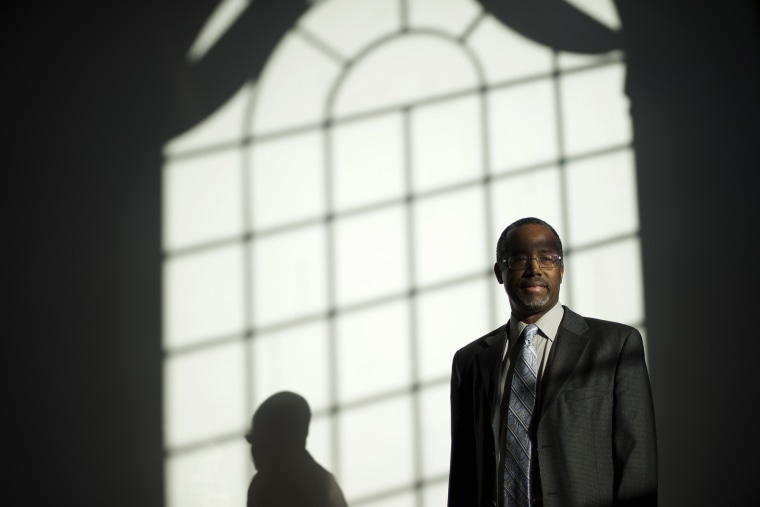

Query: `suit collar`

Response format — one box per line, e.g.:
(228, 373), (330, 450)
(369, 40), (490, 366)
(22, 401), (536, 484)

(474, 324), (507, 408)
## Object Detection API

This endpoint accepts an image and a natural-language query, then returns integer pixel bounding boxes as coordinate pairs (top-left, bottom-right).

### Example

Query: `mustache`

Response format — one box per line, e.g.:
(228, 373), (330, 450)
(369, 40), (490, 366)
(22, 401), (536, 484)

(519, 279), (549, 288)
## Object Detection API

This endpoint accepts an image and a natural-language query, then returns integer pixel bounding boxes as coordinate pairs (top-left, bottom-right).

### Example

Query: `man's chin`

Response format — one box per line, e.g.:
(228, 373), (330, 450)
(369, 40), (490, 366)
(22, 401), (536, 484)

(520, 297), (550, 312)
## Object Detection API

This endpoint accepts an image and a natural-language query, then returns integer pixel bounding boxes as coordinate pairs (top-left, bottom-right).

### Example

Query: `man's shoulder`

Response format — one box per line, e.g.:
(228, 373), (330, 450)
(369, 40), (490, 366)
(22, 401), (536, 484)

(563, 306), (641, 340)
(453, 325), (505, 361)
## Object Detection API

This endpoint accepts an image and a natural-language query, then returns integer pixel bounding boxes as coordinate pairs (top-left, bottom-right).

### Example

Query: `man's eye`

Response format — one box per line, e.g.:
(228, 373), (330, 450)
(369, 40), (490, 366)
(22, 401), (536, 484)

(539, 256), (553, 263)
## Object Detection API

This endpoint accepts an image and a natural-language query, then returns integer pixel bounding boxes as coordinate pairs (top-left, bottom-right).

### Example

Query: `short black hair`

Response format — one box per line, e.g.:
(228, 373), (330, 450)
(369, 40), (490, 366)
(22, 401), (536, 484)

(496, 217), (563, 262)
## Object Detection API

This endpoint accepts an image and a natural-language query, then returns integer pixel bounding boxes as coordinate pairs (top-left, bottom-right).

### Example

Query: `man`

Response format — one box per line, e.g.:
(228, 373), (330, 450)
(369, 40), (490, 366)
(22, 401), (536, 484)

(448, 217), (657, 507)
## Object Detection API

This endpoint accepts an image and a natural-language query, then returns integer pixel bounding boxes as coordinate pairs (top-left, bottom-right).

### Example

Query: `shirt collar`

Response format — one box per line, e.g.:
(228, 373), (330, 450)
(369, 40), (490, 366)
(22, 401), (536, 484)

(508, 302), (565, 342)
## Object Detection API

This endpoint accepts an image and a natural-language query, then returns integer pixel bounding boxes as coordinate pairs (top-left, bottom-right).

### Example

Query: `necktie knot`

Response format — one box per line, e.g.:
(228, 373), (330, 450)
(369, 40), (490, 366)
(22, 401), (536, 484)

(524, 324), (538, 347)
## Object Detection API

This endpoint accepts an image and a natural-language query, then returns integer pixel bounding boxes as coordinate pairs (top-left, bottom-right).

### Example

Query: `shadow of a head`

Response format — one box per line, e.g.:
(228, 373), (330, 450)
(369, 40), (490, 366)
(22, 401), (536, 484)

(246, 391), (311, 471)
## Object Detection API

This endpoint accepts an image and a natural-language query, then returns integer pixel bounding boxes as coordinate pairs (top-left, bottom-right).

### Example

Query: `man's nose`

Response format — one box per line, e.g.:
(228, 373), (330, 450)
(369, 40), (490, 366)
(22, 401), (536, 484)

(524, 257), (541, 273)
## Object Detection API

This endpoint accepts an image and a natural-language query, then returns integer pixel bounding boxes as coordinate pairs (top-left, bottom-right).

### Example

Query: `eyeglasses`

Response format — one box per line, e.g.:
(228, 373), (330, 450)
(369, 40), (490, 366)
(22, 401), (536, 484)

(502, 254), (562, 270)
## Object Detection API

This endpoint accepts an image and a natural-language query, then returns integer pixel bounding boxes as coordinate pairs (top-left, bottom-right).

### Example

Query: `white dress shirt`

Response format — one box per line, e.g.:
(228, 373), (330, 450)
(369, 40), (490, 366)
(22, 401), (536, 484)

(491, 302), (565, 477)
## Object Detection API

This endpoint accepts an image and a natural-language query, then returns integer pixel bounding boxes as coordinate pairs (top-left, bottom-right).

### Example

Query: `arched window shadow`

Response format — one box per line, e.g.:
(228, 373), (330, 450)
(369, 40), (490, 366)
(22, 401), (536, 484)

(476, 0), (622, 53)
(245, 392), (348, 507)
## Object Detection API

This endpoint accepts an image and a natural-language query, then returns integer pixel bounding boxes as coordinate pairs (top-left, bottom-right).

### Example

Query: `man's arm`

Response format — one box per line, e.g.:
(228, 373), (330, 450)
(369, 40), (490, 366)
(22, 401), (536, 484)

(447, 351), (478, 507)
(613, 329), (658, 506)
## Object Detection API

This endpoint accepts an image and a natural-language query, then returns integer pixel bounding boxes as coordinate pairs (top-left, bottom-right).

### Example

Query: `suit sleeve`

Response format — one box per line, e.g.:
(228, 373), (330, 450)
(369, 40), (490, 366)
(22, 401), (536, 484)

(447, 350), (478, 507)
(613, 329), (658, 506)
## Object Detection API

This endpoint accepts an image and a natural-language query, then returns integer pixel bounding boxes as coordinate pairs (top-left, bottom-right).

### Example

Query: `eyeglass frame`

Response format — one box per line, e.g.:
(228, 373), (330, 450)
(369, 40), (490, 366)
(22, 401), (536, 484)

(500, 254), (563, 270)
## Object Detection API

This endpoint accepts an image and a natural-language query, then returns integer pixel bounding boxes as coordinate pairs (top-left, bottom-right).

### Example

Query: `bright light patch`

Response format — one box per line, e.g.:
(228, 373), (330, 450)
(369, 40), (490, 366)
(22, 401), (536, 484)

(186, 0), (251, 62)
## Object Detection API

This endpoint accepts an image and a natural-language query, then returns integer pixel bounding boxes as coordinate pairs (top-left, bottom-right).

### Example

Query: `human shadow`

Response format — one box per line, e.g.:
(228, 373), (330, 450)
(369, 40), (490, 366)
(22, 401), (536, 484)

(245, 391), (348, 507)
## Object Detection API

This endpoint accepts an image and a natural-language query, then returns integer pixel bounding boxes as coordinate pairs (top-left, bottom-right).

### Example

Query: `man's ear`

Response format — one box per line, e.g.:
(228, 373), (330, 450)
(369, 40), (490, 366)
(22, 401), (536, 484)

(494, 262), (504, 284)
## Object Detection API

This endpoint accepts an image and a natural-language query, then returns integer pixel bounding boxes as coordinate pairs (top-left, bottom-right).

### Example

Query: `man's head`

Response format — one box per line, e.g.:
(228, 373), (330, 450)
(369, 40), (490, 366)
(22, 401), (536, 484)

(494, 217), (564, 323)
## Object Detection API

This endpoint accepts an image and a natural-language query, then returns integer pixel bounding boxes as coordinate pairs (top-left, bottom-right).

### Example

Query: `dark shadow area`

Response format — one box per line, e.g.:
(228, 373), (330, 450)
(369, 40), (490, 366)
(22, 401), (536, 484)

(616, 3), (759, 505)
(10, 1), (759, 505)
(245, 392), (347, 507)
(477, 0), (622, 53)
(11, 2), (305, 506)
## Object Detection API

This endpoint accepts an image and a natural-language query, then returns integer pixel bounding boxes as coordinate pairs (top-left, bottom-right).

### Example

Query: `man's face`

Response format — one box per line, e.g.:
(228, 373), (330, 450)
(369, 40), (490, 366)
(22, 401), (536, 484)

(494, 224), (564, 323)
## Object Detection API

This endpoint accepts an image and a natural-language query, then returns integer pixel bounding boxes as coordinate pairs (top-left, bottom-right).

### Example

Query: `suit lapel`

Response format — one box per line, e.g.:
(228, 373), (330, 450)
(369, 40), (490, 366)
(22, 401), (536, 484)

(475, 325), (507, 413)
(538, 308), (590, 422)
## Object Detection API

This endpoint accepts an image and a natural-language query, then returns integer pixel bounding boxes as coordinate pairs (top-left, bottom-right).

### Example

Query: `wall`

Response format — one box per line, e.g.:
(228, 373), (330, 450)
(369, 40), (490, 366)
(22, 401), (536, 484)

(12, 1), (759, 505)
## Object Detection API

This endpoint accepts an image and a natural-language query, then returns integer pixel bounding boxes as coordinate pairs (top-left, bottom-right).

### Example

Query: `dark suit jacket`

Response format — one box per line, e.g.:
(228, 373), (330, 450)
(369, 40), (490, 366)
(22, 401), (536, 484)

(448, 306), (657, 507)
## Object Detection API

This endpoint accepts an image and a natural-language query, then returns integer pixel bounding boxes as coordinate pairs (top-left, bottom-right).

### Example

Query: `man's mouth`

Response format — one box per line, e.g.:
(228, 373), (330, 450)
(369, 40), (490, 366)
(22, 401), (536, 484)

(520, 282), (548, 293)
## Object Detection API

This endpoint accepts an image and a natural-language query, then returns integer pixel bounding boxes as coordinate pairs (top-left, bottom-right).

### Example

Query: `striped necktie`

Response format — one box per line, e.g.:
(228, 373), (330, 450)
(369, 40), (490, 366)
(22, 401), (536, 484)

(503, 324), (538, 507)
